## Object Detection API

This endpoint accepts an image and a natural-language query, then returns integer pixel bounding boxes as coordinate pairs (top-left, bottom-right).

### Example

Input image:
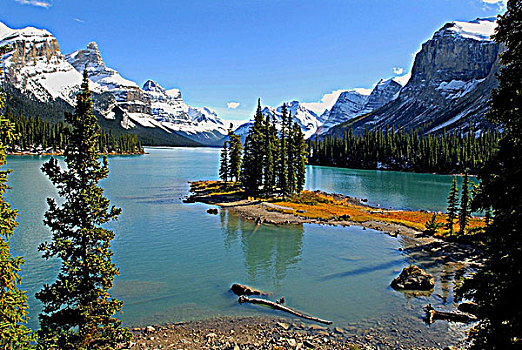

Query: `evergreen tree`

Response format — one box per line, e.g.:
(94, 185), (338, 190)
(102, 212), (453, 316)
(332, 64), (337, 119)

(36, 71), (131, 349)
(0, 73), (35, 349)
(227, 127), (242, 183)
(459, 171), (471, 236)
(241, 99), (265, 195)
(457, 2), (522, 348)
(293, 122), (307, 194)
(277, 104), (289, 198)
(219, 140), (229, 183)
(263, 115), (275, 196)
(446, 177), (459, 235)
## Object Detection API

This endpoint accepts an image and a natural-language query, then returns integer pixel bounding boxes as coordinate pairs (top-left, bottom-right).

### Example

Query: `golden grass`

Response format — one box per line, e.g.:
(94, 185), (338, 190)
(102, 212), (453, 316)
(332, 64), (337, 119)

(190, 182), (486, 236)
(274, 191), (485, 236)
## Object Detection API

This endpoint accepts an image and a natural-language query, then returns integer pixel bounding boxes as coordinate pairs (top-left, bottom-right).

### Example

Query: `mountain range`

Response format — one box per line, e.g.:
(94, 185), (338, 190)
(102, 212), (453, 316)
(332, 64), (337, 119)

(0, 17), (500, 146)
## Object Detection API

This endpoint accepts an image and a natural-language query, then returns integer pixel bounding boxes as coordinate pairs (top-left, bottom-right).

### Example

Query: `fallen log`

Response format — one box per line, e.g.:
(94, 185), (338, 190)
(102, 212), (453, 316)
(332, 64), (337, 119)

(423, 304), (477, 324)
(238, 296), (332, 325)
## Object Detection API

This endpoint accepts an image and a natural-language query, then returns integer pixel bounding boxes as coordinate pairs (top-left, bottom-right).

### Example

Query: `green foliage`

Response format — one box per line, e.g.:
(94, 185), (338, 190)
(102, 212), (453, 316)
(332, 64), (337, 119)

(1, 108), (143, 154)
(219, 140), (229, 182)
(423, 213), (444, 235)
(36, 71), (131, 349)
(457, 2), (522, 348)
(446, 176), (459, 235)
(228, 128), (242, 182)
(241, 99), (265, 195)
(0, 70), (35, 349)
(459, 170), (471, 236)
(240, 100), (307, 198)
(309, 126), (499, 174)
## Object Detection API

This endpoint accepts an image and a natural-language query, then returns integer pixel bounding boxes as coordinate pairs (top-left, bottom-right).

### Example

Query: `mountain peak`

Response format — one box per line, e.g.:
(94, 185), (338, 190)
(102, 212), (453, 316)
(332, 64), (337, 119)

(143, 79), (166, 94)
(66, 41), (105, 69)
(0, 21), (14, 39)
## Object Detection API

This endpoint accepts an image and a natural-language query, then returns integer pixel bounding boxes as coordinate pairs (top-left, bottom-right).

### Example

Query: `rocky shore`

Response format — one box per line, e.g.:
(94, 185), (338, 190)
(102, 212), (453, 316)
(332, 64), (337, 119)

(129, 316), (462, 350)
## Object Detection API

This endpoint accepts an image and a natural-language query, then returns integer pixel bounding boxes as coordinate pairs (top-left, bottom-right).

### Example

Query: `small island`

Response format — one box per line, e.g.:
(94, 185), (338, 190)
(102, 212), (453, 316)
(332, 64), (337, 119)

(187, 180), (485, 241)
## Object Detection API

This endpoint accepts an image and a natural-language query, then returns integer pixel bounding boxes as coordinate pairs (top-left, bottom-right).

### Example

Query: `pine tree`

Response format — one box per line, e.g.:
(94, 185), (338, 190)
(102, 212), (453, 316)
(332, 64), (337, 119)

(263, 115), (275, 196)
(219, 140), (229, 183)
(457, 2), (522, 348)
(446, 177), (459, 235)
(241, 99), (265, 195)
(0, 74), (35, 349)
(278, 104), (289, 198)
(293, 122), (307, 194)
(458, 171), (470, 236)
(36, 71), (131, 349)
(228, 128), (242, 183)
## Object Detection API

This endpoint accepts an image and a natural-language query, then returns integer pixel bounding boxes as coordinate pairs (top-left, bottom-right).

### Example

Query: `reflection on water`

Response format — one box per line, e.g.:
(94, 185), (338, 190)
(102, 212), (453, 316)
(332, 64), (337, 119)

(5, 148), (475, 347)
(306, 165), (477, 212)
(221, 210), (303, 287)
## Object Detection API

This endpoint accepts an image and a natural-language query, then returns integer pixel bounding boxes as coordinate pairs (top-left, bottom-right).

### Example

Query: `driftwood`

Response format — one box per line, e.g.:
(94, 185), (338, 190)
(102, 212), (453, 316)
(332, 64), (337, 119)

(423, 304), (477, 324)
(231, 283), (270, 297)
(238, 296), (332, 325)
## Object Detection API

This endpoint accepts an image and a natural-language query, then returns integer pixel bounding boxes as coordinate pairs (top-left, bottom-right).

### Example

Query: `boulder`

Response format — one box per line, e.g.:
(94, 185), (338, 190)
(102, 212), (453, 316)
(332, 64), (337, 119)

(458, 301), (479, 315)
(230, 283), (268, 296)
(391, 265), (434, 291)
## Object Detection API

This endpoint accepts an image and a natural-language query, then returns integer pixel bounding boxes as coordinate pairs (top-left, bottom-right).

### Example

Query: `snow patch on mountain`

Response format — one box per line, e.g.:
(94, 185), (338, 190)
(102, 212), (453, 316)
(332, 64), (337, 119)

(447, 18), (497, 41)
(0, 21), (86, 105)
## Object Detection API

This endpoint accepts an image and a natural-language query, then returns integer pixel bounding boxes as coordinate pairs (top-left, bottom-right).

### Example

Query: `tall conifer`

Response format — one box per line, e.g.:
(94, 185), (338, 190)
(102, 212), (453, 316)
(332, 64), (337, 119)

(0, 72), (34, 349)
(459, 171), (470, 236)
(36, 71), (131, 349)
(278, 104), (289, 198)
(219, 140), (229, 183)
(457, 2), (522, 347)
(446, 177), (459, 235)
(228, 127), (242, 182)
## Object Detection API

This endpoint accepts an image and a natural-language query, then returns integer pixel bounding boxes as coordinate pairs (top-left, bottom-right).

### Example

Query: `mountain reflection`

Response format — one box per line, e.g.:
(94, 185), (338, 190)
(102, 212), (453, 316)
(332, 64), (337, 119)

(220, 210), (303, 287)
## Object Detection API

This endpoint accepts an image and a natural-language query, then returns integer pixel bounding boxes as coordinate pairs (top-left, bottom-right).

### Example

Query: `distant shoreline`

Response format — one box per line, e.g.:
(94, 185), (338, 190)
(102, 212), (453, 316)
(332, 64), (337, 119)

(6, 151), (146, 156)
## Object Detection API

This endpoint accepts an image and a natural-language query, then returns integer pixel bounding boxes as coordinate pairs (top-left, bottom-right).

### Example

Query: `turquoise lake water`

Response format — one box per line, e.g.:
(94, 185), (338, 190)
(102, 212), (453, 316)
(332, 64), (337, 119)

(6, 147), (473, 345)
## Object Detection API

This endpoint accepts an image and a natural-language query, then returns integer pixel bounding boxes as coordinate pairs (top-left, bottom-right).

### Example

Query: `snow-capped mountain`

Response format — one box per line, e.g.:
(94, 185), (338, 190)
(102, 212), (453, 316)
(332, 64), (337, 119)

(0, 22), (86, 106)
(233, 101), (325, 141)
(0, 22), (228, 146)
(320, 76), (407, 133)
(327, 18), (500, 136)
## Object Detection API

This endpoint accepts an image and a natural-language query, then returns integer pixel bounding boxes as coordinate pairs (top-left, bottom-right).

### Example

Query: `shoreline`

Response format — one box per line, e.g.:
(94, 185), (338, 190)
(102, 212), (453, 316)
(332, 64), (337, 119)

(129, 315), (464, 350)
(7, 151), (146, 156)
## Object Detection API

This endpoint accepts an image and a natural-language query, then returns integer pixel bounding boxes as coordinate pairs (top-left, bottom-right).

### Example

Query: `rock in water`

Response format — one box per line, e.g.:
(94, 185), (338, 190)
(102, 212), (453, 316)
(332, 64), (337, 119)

(391, 265), (434, 291)
(206, 208), (219, 215)
(230, 283), (267, 296)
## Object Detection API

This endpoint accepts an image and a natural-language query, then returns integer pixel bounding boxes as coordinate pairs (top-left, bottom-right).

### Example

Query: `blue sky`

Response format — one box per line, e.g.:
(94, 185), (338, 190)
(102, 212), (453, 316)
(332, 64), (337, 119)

(2, 0), (506, 121)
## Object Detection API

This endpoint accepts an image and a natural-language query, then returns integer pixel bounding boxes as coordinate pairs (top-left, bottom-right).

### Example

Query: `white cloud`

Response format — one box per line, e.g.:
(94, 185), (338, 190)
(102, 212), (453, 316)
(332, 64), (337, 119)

(227, 102), (240, 109)
(481, 0), (507, 11)
(393, 67), (403, 75)
(73, 18), (86, 24)
(301, 89), (347, 115)
(14, 0), (51, 8)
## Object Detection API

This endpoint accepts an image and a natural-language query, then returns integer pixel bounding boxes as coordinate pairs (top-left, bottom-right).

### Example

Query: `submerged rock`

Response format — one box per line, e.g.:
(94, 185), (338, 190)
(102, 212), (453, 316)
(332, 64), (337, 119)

(391, 265), (434, 291)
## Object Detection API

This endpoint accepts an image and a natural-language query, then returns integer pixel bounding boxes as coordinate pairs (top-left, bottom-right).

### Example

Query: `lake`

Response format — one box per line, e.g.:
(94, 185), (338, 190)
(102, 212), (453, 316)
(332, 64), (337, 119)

(6, 147), (473, 346)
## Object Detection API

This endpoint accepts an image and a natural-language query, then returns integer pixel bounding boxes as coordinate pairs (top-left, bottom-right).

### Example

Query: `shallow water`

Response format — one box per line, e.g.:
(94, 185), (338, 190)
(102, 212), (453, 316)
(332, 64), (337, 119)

(6, 147), (471, 346)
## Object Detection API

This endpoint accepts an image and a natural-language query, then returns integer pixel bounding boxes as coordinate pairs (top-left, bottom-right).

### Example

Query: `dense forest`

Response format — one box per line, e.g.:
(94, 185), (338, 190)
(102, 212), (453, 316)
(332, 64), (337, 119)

(1, 107), (143, 155)
(309, 126), (500, 174)
(220, 100), (307, 197)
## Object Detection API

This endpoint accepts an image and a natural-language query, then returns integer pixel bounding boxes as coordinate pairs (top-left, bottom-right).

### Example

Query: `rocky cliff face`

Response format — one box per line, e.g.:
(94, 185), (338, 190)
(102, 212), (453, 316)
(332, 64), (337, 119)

(66, 42), (152, 115)
(0, 24), (84, 106)
(328, 18), (500, 136)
